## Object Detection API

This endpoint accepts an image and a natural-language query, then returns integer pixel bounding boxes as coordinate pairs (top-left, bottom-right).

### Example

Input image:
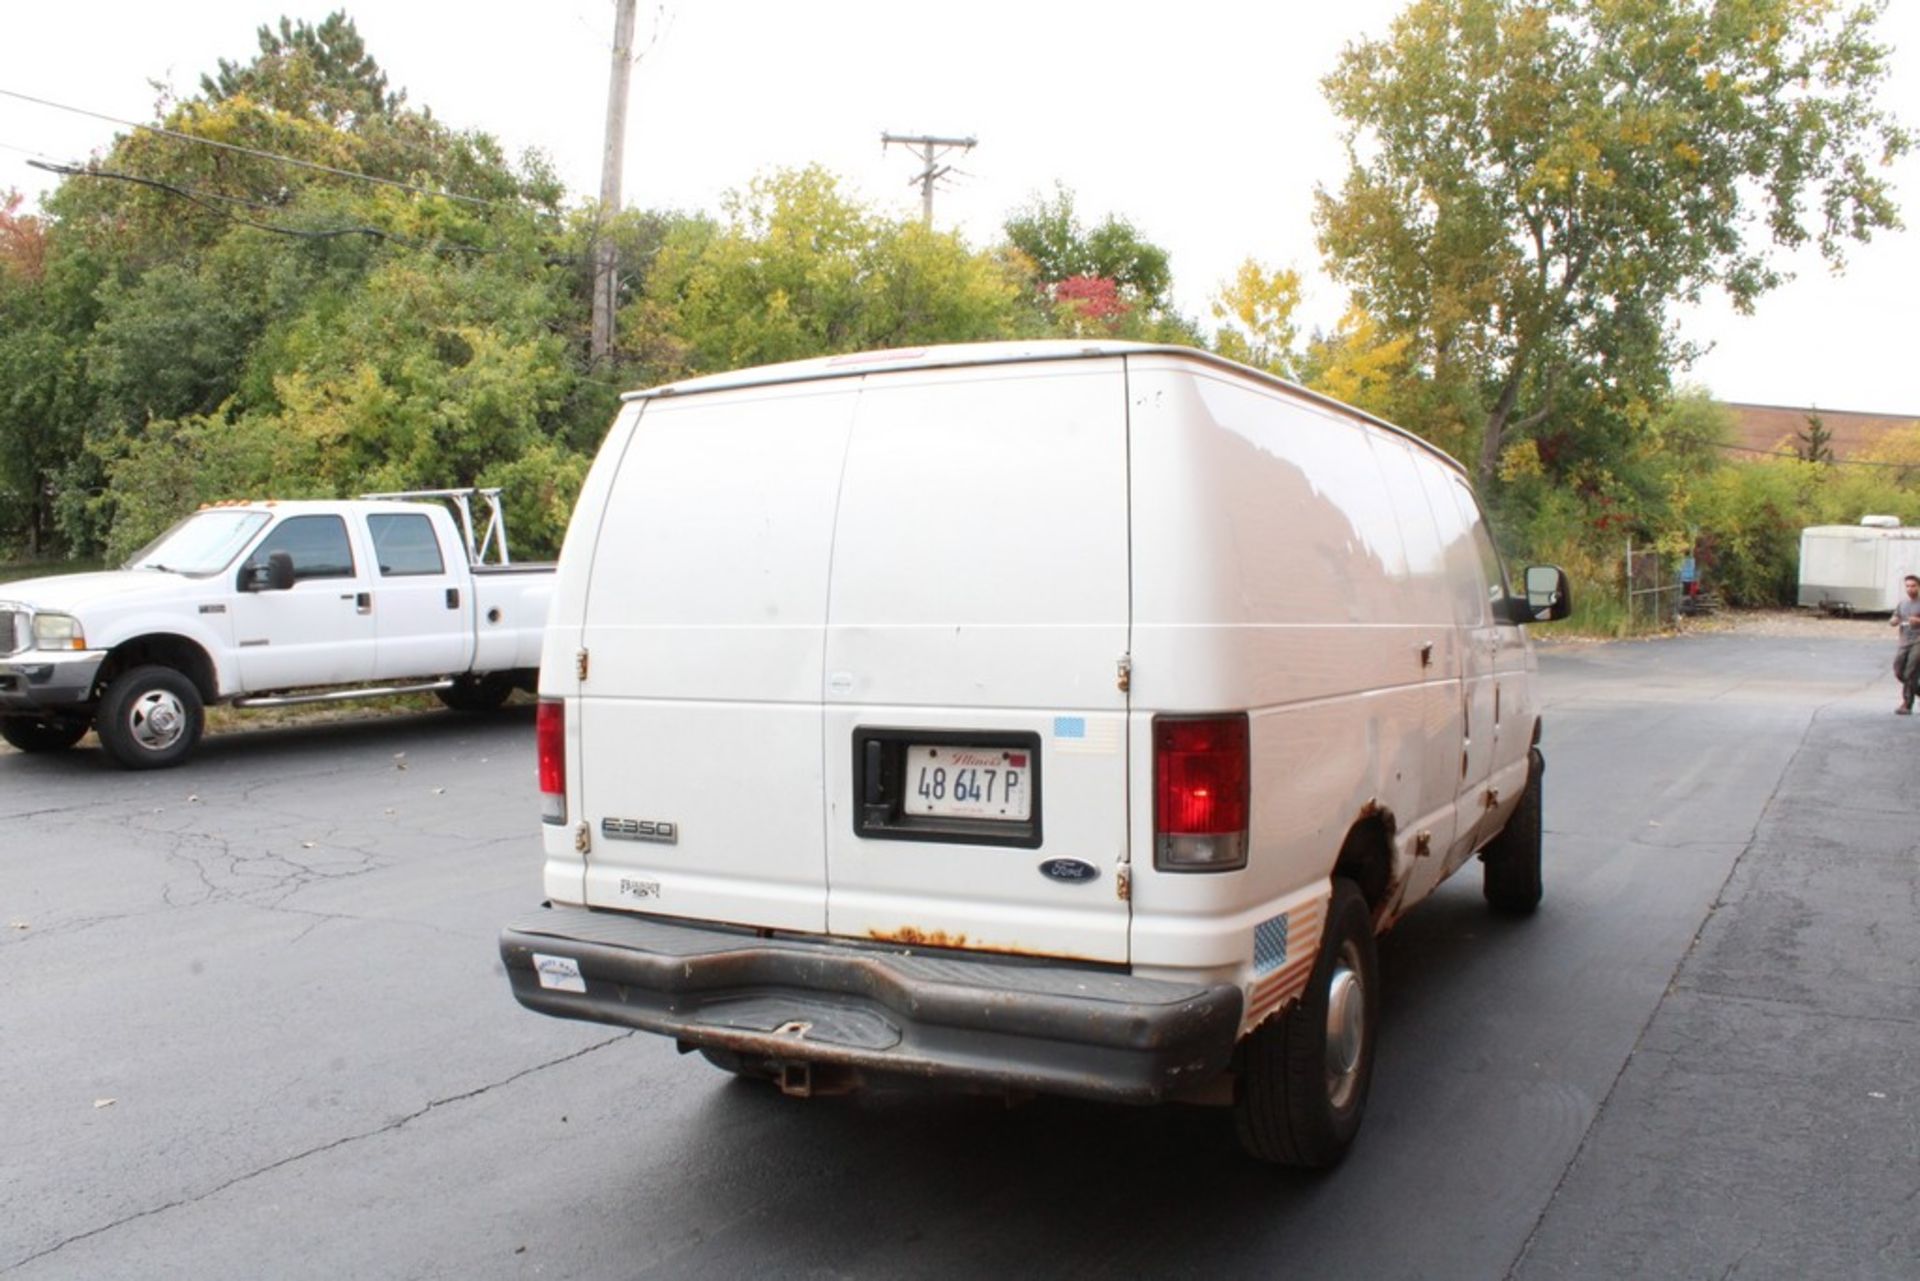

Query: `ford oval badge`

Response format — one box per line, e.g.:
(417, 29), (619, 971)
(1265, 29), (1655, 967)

(1039, 858), (1099, 884)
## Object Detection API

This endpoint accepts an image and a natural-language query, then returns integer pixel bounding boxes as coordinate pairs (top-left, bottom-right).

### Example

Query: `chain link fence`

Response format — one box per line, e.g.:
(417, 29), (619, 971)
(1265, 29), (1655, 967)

(1625, 538), (1681, 628)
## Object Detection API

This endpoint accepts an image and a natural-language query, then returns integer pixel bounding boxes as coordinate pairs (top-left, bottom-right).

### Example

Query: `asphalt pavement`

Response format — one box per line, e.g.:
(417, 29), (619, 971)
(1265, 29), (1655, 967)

(1, 626), (1915, 1280)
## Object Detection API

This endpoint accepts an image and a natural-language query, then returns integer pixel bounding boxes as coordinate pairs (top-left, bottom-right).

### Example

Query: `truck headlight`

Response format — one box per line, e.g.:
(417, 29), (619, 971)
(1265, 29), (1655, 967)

(32, 613), (87, 651)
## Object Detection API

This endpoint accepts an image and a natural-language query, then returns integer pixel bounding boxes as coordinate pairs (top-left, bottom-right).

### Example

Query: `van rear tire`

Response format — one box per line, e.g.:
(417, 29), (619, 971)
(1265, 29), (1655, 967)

(1481, 747), (1544, 915)
(1234, 878), (1378, 1168)
(697, 1047), (778, 1082)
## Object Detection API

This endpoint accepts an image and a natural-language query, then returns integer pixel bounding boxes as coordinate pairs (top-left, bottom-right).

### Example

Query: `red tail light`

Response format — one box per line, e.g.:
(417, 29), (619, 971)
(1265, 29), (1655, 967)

(1154, 715), (1249, 871)
(537, 698), (566, 825)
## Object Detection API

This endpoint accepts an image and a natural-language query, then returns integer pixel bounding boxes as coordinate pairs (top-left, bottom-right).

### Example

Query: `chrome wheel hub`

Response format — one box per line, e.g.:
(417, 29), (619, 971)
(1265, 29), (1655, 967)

(129, 690), (186, 752)
(1324, 948), (1366, 1110)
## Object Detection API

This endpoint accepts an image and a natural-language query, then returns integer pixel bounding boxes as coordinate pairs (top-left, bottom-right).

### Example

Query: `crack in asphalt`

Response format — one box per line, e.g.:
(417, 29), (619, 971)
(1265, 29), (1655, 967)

(0, 801), (145, 822)
(1664, 983), (1920, 1028)
(1499, 687), (1868, 1281)
(0, 1033), (633, 1275)
(6, 799), (524, 948)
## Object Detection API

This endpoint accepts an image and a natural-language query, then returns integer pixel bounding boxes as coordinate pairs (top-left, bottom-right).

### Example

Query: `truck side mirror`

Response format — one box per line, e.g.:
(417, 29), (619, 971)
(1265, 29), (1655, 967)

(239, 551), (297, 593)
(1523, 564), (1572, 622)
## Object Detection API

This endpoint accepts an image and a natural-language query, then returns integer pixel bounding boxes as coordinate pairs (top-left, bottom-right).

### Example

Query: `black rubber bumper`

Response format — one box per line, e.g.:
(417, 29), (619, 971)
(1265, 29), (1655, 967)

(500, 905), (1242, 1104)
(0, 654), (103, 713)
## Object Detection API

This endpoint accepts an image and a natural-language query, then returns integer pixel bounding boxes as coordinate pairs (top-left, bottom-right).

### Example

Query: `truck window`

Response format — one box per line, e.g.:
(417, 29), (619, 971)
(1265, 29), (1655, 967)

(367, 513), (446, 577)
(248, 515), (357, 581)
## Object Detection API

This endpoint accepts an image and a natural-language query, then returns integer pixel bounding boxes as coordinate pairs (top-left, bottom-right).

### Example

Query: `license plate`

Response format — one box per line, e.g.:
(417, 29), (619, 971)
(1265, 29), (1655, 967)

(902, 745), (1032, 821)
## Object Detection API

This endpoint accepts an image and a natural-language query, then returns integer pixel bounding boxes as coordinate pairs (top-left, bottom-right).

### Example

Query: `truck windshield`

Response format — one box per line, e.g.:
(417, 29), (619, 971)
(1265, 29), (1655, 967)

(125, 511), (271, 575)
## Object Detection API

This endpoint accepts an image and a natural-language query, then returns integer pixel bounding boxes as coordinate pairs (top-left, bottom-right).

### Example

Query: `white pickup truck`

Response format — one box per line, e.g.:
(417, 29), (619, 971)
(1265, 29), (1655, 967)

(0, 489), (552, 768)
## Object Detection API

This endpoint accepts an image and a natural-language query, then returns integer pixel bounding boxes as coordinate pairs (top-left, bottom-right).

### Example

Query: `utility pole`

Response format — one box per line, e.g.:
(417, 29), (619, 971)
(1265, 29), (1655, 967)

(590, 0), (639, 366)
(881, 132), (977, 226)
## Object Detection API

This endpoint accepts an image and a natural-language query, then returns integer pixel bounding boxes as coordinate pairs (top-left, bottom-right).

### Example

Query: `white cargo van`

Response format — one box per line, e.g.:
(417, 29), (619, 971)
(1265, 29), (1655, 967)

(500, 342), (1569, 1166)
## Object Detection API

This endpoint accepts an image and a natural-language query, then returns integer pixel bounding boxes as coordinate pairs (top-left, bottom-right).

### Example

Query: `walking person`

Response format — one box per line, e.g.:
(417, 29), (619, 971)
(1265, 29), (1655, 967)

(1893, 574), (1920, 714)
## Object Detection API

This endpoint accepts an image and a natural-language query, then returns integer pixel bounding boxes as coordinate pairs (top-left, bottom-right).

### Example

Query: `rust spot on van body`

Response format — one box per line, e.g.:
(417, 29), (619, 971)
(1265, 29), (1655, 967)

(870, 926), (970, 950)
(866, 928), (1104, 965)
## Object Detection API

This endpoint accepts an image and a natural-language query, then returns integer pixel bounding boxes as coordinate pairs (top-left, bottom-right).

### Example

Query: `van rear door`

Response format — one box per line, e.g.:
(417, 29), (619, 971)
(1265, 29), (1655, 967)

(821, 360), (1133, 963)
(574, 381), (860, 933)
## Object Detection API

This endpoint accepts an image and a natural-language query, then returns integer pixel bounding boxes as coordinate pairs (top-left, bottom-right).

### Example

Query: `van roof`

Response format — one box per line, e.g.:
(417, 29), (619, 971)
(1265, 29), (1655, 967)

(624, 340), (1466, 476)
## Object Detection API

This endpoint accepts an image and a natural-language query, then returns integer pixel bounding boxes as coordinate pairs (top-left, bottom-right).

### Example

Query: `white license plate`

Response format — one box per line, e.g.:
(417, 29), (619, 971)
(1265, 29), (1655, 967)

(902, 745), (1032, 821)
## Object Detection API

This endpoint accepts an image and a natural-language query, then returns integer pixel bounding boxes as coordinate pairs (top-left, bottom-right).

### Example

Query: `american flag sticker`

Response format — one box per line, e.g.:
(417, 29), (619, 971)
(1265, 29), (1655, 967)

(1052, 716), (1121, 756)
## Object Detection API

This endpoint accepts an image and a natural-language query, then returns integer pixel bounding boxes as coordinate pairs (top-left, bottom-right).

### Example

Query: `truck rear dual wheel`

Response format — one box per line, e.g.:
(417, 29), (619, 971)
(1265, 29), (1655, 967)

(1481, 747), (1544, 915)
(96, 665), (204, 770)
(435, 673), (516, 712)
(1234, 878), (1379, 1168)
(0, 716), (90, 753)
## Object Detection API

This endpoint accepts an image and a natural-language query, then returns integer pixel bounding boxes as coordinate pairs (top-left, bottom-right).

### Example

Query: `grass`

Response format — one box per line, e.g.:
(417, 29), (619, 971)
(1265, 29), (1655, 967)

(1, 554), (107, 581)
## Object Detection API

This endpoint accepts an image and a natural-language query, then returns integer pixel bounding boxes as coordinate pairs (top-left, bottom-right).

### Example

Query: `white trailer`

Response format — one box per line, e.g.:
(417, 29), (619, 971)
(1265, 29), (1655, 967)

(1797, 516), (1920, 613)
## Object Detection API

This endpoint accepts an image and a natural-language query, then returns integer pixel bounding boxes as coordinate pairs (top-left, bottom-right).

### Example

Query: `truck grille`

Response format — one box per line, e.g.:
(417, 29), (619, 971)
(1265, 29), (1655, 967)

(0, 608), (24, 657)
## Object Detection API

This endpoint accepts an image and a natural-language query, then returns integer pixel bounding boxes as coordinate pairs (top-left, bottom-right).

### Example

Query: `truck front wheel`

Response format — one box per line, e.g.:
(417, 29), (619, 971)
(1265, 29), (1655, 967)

(1234, 877), (1379, 1167)
(0, 716), (90, 753)
(96, 665), (204, 769)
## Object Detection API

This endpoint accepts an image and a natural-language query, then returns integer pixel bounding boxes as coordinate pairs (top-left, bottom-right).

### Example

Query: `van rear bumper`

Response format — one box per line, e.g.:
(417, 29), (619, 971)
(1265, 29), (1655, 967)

(500, 904), (1242, 1104)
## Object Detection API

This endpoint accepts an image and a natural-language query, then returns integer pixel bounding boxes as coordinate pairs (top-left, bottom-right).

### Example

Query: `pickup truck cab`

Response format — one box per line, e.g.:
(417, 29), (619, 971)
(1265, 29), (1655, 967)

(0, 489), (551, 768)
(499, 343), (1570, 1166)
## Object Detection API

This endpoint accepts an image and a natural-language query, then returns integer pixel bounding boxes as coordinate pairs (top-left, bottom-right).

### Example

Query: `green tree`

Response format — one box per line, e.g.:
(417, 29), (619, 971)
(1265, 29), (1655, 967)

(0, 193), (94, 557)
(1003, 185), (1170, 301)
(1796, 414), (1835, 465)
(1001, 185), (1194, 340)
(201, 11), (400, 127)
(625, 166), (1024, 377)
(25, 14), (592, 559)
(1317, 0), (1909, 490)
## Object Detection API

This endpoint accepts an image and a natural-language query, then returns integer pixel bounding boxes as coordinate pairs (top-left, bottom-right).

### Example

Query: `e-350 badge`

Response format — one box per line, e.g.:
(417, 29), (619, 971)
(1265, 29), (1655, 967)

(601, 816), (679, 844)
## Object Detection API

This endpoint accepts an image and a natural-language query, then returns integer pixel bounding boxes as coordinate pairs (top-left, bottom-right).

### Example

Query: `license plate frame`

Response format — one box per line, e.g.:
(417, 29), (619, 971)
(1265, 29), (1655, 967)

(900, 744), (1033, 822)
(852, 727), (1044, 849)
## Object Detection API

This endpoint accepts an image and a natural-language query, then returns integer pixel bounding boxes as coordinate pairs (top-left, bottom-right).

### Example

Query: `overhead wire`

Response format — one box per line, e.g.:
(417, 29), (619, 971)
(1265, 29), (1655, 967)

(0, 85), (518, 211)
(27, 158), (494, 253)
(27, 158), (589, 270)
(1711, 440), (1920, 468)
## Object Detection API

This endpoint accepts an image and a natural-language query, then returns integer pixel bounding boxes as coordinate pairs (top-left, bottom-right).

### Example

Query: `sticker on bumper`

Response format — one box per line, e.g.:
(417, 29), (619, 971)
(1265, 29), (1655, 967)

(532, 953), (586, 993)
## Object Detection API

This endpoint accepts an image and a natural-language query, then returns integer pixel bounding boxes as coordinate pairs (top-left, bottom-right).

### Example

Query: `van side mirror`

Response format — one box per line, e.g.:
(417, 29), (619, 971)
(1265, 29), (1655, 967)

(1522, 564), (1572, 622)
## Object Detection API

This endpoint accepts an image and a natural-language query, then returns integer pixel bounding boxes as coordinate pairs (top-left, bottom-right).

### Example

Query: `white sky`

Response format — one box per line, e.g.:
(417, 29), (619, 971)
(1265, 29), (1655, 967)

(3, 0), (1916, 414)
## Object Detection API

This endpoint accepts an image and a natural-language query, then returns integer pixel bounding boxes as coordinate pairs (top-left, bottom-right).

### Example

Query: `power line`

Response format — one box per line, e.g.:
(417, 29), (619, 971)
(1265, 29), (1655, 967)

(29, 158), (494, 255)
(0, 138), (69, 163)
(32, 158), (587, 270)
(1713, 440), (1920, 468)
(0, 86), (516, 211)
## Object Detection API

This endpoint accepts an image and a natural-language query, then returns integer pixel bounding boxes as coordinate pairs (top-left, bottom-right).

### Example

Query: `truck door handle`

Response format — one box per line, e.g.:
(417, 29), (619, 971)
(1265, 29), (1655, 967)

(356, 592), (372, 614)
(446, 587), (460, 610)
